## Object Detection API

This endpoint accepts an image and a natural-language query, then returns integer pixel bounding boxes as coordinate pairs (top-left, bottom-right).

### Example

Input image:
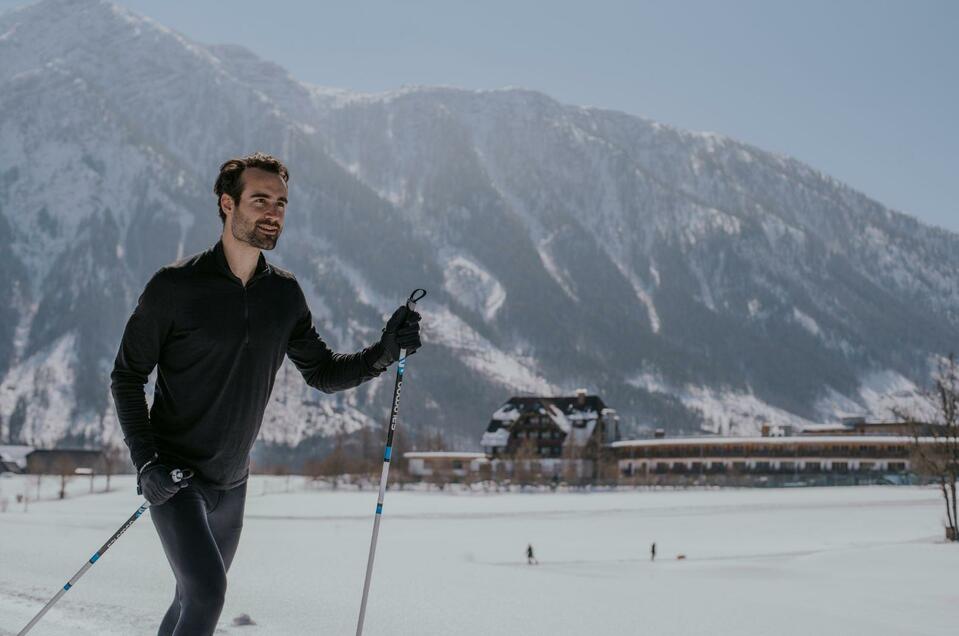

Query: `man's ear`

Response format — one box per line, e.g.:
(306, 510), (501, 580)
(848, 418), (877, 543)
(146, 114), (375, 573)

(220, 193), (235, 217)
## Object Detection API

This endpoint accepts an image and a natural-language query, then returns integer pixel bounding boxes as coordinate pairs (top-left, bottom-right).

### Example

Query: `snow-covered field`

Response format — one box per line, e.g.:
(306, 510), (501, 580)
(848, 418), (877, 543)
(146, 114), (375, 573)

(0, 475), (955, 635)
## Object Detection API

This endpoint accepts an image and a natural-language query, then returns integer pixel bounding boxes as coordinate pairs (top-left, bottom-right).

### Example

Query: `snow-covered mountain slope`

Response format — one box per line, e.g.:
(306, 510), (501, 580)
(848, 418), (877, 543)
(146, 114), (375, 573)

(0, 0), (956, 454)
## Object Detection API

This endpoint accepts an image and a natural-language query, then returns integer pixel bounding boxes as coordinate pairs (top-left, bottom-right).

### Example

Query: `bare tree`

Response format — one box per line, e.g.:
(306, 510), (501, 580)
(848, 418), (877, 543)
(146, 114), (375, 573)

(427, 461), (449, 491)
(492, 458), (509, 492)
(513, 438), (540, 490)
(422, 429), (448, 452)
(303, 457), (324, 488)
(562, 438), (582, 489)
(317, 432), (349, 490)
(597, 455), (620, 487)
(269, 462), (294, 493)
(355, 425), (383, 489)
(102, 444), (127, 493)
(52, 456), (74, 500)
(389, 423), (413, 490)
(461, 461), (479, 492)
(895, 354), (959, 541)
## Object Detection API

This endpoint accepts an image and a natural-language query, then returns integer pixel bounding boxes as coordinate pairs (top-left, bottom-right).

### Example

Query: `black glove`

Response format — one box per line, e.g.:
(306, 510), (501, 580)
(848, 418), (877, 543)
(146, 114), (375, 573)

(138, 463), (191, 506)
(371, 305), (422, 371)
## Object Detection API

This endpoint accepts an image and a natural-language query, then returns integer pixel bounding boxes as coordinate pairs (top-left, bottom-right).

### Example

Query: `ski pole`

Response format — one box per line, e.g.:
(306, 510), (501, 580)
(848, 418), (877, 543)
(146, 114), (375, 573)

(356, 288), (426, 636)
(17, 468), (192, 636)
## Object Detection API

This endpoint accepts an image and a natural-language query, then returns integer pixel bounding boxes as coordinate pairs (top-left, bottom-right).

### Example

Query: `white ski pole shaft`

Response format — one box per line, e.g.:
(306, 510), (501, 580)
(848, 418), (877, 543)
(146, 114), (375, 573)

(356, 288), (425, 636)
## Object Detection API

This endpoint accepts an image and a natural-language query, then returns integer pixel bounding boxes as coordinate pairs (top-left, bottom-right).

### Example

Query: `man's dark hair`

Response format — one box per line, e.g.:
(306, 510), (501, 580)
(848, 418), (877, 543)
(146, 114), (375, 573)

(214, 152), (290, 223)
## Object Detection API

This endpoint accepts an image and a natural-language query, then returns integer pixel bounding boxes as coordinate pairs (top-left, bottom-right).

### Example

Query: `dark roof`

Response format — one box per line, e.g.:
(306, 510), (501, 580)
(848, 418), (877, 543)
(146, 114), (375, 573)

(801, 421), (938, 436)
(486, 395), (607, 433)
(27, 449), (105, 457)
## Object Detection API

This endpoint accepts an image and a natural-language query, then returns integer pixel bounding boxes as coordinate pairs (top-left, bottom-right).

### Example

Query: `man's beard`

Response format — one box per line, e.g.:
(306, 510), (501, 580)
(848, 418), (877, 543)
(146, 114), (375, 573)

(232, 212), (281, 250)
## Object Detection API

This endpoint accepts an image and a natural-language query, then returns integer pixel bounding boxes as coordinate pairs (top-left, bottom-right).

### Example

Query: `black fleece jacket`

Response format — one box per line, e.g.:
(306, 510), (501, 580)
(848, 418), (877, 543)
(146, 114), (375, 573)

(111, 240), (385, 489)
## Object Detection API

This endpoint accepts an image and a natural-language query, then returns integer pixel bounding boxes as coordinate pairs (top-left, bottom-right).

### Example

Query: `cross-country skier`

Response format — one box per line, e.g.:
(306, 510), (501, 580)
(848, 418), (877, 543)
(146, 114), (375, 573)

(527, 544), (538, 565)
(651, 541), (656, 561)
(110, 153), (422, 636)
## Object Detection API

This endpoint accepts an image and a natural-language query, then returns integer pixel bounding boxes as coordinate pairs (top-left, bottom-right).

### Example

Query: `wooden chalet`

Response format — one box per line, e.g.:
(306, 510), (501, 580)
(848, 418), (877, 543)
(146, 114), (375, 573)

(26, 449), (107, 475)
(480, 390), (620, 460)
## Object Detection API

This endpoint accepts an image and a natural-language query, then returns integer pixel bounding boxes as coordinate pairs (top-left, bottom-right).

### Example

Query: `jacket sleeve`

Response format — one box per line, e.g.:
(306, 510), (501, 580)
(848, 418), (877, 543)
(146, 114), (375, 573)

(287, 284), (385, 393)
(110, 272), (174, 470)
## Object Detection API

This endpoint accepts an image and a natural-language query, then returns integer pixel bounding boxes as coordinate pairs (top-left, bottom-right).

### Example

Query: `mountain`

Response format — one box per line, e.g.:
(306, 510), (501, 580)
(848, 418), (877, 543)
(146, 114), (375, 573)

(0, 0), (956, 461)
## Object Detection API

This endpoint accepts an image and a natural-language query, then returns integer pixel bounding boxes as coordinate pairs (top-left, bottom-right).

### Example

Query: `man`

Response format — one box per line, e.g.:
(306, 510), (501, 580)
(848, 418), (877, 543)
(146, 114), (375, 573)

(110, 152), (421, 636)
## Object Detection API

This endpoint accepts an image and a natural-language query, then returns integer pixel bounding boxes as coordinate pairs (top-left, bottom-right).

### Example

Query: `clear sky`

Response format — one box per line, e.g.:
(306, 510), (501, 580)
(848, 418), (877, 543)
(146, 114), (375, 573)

(4, 0), (957, 232)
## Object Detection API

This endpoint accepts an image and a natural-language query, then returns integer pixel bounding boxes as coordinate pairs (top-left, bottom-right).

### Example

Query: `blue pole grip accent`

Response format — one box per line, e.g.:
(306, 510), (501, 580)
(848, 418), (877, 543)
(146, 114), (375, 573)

(384, 446), (392, 461)
(63, 583), (72, 591)
(89, 553), (100, 564)
(375, 503), (383, 514)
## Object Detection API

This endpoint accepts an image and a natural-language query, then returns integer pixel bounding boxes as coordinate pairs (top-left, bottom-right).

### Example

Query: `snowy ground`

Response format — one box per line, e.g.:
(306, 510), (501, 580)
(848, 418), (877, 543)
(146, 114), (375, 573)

(0, 475), (956, 635)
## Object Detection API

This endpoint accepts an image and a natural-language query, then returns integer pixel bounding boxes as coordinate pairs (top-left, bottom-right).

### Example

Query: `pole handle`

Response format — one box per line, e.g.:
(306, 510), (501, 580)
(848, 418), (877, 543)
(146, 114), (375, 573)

(406, 288), (426, 311)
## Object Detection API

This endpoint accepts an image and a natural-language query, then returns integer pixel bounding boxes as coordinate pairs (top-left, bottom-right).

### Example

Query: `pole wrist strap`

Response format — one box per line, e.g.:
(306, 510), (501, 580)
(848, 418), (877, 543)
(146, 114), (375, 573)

(136, 453), (159, 495)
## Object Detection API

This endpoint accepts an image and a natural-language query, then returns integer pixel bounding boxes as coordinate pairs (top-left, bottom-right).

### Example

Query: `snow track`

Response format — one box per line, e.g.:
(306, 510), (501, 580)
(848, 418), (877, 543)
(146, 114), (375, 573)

(0, 476), (954, 635)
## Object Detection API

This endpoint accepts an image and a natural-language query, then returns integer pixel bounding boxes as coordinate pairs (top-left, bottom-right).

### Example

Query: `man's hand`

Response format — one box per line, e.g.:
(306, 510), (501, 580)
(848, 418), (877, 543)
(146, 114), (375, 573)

(139, 464), (191, 506)
(372, 305), (422, 371)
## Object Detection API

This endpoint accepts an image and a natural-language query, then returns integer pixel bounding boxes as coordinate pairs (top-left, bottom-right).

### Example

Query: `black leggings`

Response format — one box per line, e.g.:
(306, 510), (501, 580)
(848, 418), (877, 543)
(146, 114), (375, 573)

(149, 480), (247, 636)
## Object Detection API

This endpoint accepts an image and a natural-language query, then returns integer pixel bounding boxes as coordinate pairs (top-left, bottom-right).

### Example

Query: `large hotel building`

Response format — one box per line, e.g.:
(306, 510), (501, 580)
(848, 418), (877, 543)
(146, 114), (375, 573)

(612, 418), (933, 484)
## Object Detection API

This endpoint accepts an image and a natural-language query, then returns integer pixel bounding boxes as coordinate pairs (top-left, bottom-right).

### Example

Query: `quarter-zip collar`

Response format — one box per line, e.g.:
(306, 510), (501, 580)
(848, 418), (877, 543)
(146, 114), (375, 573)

(211, 239), (272, 286)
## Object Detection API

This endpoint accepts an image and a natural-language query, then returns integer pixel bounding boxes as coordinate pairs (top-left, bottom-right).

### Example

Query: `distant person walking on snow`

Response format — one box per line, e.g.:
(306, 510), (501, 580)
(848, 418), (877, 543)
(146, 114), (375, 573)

(111, 153), (422, 636)
(527, 544), (538, 565)
(651, 542), (656, 561)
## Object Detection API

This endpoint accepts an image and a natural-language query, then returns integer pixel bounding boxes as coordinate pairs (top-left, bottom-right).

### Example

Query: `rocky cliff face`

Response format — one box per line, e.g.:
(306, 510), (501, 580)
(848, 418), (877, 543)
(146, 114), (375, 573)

(0, 0), (955, 457)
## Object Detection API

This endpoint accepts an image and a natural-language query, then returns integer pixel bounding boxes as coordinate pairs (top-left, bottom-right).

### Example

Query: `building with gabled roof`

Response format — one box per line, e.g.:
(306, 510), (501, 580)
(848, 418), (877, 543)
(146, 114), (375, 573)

(480, 390), (620, 464)
(25, 449), (106, 475)
(404, 452), (488, 479)
(400, 391), (622, 485)
(0, 445), (33, 473)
